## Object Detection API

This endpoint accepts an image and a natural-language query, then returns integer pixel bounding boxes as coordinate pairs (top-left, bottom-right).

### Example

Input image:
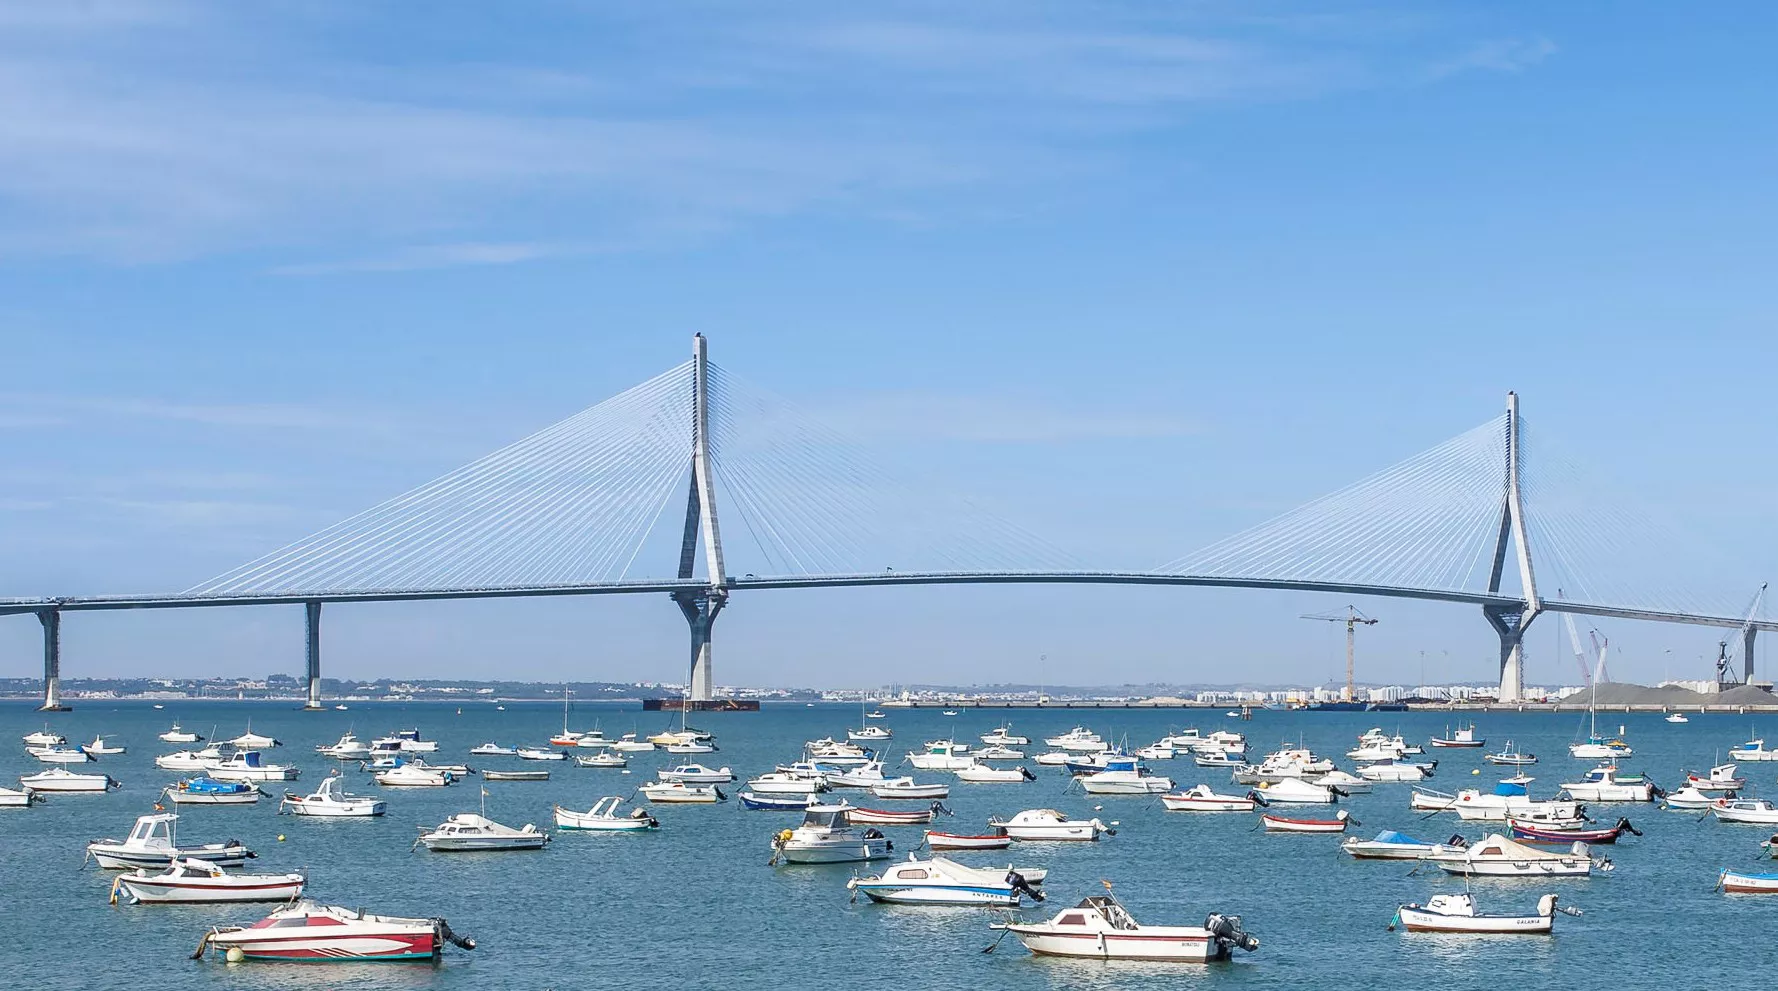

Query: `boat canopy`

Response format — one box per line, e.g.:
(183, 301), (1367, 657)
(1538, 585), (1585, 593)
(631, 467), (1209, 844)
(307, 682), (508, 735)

(1370, 830), (1426, 846)
(1493, 781), (1529, 797)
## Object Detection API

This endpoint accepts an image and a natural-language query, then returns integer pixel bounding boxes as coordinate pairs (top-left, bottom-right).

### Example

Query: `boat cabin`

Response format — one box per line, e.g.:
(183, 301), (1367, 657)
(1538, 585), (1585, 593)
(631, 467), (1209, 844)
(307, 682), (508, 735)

(127, 813), (179, 848)
(1054, 896), (1138, 931)
(799, 807), (851, 830)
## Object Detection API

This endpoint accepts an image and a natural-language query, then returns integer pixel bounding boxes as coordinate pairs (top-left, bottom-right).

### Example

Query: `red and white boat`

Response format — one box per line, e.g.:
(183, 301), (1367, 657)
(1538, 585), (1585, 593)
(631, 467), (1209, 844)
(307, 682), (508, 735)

(1508, 816), (1640, 845)
(199, 900), (476, 962)
(990, 888), (1259, 962)
(113, 858), (305, 904)
(846, 803), (948, 826)
(925, 829), (1010, 851)
(1260, 809), (1352, 833)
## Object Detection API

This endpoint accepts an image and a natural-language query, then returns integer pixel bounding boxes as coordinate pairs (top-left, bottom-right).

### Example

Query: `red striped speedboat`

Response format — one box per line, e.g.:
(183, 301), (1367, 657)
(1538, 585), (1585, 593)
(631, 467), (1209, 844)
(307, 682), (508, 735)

(847, 803), (946, 826)
(1261, 810), (1352, 833)
(925, 830), (1010, 851)
(1509, 816), (1640, 845)
(199, 900), (475, 962)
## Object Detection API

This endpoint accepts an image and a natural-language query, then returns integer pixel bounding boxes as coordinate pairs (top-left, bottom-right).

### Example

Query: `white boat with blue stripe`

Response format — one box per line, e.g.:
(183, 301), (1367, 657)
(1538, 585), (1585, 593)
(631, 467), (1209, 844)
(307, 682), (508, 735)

(847, 854), (1047, 905)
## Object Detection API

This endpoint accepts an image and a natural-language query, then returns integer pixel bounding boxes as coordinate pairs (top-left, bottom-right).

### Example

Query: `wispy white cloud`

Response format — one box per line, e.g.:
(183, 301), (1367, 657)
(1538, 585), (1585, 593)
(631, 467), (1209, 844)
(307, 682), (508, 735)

(1427, 36), (1558, 79)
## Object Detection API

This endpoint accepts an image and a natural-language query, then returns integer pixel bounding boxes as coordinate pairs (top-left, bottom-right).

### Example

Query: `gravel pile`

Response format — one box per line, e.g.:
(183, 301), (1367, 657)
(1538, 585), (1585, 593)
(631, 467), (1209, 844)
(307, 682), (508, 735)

(1568, 682), (1775, 707)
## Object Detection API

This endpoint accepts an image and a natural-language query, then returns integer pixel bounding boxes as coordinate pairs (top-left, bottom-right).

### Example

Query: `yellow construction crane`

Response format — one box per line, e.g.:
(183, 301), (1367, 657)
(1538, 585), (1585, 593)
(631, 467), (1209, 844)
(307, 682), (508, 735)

(1301, 606), (1379, 702)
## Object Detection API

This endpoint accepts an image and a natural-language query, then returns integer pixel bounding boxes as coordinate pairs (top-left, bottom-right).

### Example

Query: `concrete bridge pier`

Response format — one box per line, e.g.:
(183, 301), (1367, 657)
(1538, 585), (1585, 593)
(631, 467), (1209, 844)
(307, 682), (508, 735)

(304, 600), (324, 710)
(673, 589), (725, 703)
(1484, 606), (1533, 703)
(38, 607), (69, 711)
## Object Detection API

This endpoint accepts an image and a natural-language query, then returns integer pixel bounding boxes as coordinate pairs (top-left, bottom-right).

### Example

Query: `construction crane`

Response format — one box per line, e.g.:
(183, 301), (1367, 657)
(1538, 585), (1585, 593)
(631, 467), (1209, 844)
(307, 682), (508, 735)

(1301, 606), (1379, 702)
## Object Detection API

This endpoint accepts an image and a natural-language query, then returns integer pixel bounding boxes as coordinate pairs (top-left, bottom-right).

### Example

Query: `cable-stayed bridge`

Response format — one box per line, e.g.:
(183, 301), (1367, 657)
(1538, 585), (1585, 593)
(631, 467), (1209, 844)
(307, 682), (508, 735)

(3, 335), (1768, 710)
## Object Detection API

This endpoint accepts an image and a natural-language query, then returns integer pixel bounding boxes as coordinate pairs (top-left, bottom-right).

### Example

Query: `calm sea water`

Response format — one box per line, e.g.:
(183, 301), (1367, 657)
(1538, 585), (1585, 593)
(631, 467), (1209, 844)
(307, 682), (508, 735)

(4, 701), (1777, 989)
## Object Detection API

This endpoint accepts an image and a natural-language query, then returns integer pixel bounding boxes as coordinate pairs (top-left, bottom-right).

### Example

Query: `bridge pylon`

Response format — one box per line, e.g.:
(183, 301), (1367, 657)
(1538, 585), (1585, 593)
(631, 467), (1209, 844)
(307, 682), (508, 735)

(1485, 391), (1539, 702)
(37, 606), (69, 711)
(674, 333), (728, 702)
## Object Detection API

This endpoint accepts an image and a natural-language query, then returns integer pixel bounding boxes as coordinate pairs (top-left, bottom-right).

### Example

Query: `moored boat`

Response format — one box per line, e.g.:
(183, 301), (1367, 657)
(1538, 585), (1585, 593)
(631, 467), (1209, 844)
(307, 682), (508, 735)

(1429, 724), (1486, 748)
(516, 747), (566, 761)
(848, 855), (1045, 906)
(925, 829), (1010, 851)
(1719, 869), (1778, 893)
(159, 724), (202, 744)
(469, 743), (519, 756)
(990, 887), (1258, 962)
(83, 736), (126, 756)
(1391, 892), (1576, 933)
(22, 727), (65, 747)
(575, 752), (627, 769)
(28, 745), (92, 764)
(198, 900), (475, 962)
(114, 859), (304, 904)
(374, 764), (455, 787)
(770, 804), (893, 864)
(86, 813), (254, 870)
(1261, 810), (1352, 833)
(640, 781), (726, 803)
(1423, 833), (1605, 877)
(746, 772), (827, 795)
(1662, 786), (1718, 810)
(281, 774), (386, 816)
(1730, 738), (1778, 761)
(956, 762), (1037, 784)
(1687, 764), (1746, 793)
(207, 751), (299, 782)
(482, 770), (550, 782)
(1509, 816), (1639, 845)
(20, 767), (118, 792)
(0, 785), (40, 808)
(1342, 830), (1465, 859)
(1160, 785), (1257, 812)
(1250, 777), (1339, 804)
(554, 797), (659, 831)
(657, 763), (734, 783)
(417, 812), (549, 852)
(1559, 764), (1657, 803)
(988, 808), (1113, 842)
(1710, 798), (1778, 825)
(846, 802), (950, 826)
(165, 777), (260, 805)
(1485, 742), (1538, 766)
(739, 791), (819, 810)
(317, 733), (371, 760)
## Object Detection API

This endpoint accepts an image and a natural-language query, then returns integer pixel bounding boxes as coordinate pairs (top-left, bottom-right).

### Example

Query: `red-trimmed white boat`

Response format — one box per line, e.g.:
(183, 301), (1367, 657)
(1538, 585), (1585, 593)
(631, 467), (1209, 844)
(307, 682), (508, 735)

(870, 778), (950, 800)
(1260, 809), (1352, 833)
(198, 900), (476, 962)
(1160, 785), (1256, 812)
(1391, 892), (1576, 933)
(846, 803), (949, 826)
(1719, 869), (1778, 894)
(925, 829), (1010, 851)
(114, 858), (305, 904)
(990, 888), (1259, 962)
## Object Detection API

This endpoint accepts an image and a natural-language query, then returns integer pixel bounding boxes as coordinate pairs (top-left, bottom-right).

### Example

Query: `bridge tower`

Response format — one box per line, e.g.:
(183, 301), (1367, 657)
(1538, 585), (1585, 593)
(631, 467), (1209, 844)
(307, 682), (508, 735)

(37, 606), (69, 711)
(671, 334), (728, 703)
(1484, 391), (1538, 702)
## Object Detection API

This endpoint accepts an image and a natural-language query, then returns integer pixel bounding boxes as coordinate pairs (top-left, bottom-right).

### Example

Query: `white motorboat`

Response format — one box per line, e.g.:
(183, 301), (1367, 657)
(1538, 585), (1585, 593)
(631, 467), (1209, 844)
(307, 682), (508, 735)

(417, 812), (549, 852)
(198, 900), (476, 962)
(156, 749), (219, 771)
(577, 752), (628, 768)
(988, 808), (1113, 842)
(1044, 727), (1108, 753)
(226, 727), (280, 749)
(1662, 786), (1718, 810)
(158, 724), (202, 744)
(207, 750), (300, 782)
(1234, 749), (1335, 782)
(1033, 752), (1073, 766)
(388, 729), (438, 753)
(86, 813), (254, 870)
(164, 777), (261, 805)
(666, 740), (718, 755)
(1665, 713), (1689, 724)
(848, 726), (893, 743)
(1428, 724), (1486, 749)
(1559, 764), (1656, 802)
(316, 733), (371, 760)
(747, 772), (828, 795)
(1357, 759), (1431, 783)
(1342, 830), (1465, 860)
(470, 743), (519, 756)
(1310, 769), (1373, 794)
(981, 727), (1030, 746)
(870, 778), (951, 800)
(1134, 744), (1176, 761)
(956, 762), (1037, 784)
(1251, 777), (1338, 804)
(555, 796), (659, 831)
(0, 786), (40, 808)
(1687, 763), (1746, 793)
(1485, 742), (1539, 766)
(1079, 765), (1172, 795)
(1415, 776), (1562, 819)
(640, 781), (726, 803)
(1195, 752), (1245, 767)
(1161, 785), (1256, 812)
(991, 888), (1258, 962)
(1730, 738), (1778, 762)
(1348, 743), (1406, 762)
(826, 761), (889, 788)
(281, 774), (386, 817)
(1711, 798), (1778, 825)
(609, 733), (655, 752)
(374, 764), (455, 787)
(1260, 810), (1353, 833)
(28, 745), (92, 764)
(1160, 729), (1204, 748)
(1392, 892), (1576, 933)
(769, 804), (893, 864)
(1424, 833), (1605, 877)
(908, 741), (976, 771)
(114, 859), (305, 904)
(847, 854), (1046, 906)
(866, 710), (887, 719)
(573, 730), (612, 748)
(517, 747), (567, 761)
(19, 767), (118, 792)
(976, 745), (1027, 760)
(22, 728), (65, 747)
(84, 736), (126, 756)
(1569, 737), (1634, 759)
(657, 763), (734, 783)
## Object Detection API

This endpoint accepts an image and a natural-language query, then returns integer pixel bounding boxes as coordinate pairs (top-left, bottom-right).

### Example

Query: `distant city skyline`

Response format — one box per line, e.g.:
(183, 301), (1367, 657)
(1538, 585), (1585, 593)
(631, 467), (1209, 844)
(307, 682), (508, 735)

(3, 4), (1775, 690)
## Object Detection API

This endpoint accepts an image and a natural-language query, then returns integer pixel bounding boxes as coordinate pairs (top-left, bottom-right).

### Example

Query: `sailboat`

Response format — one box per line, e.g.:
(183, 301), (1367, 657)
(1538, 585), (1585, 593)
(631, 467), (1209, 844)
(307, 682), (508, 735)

(848, 696), (892, 743)
(549, 686), (583, 746)
(1567, 620), (1631, 759)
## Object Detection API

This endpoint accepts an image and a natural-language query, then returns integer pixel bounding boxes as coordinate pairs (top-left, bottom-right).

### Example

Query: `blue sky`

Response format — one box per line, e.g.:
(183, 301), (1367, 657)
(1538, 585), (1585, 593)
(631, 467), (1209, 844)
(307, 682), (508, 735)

(2, 2), (1774, 689)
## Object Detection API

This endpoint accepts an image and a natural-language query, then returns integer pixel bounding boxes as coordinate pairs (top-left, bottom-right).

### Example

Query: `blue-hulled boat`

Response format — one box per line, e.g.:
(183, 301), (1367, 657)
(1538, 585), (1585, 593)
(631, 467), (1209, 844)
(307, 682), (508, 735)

(739, 792), (820, 811)
(165, 777), (260, 805)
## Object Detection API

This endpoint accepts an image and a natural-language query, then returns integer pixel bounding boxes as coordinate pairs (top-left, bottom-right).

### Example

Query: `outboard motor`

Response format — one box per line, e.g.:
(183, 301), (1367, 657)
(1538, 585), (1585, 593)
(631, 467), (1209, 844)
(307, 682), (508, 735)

(1445, 833), (1469, 848)
(1617, 817), (1642, 837)
(1004, 870), (1045, 902)
(435, 918), (477, 951)
(1245, 789), (1269, 808)
(1203, 913), (1260, 953)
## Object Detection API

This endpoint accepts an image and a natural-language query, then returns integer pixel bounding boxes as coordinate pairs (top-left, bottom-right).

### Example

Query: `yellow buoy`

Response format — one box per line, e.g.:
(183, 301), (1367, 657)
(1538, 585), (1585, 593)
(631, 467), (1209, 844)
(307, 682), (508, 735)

(225, 947), (245, 963)
(1471, 769), (1480, 775)
(277, 834), (286, 841)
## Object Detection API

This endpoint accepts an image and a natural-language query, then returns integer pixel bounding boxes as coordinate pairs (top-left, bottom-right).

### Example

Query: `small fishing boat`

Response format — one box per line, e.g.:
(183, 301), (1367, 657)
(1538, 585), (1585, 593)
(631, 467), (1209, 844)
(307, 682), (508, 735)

(385, 729), (437, 753)
(198, 900), (475, 962)
(1342, 830), (1464, 860)
(114, 859), (305, 904)
(1429, 724), (1486, 748)
(1687, 764), (1746, 793)
(1719, 869), (1778, 893)
(866, 710), (887, 720)
(1423, 833), (1605, 877)
(0, 786), (40, 808)
(1662, 785), (1719, 810)
(956, 763), (1037, 784)
(988, 808), (1113, 842)
(908, 740), (976, 771)
(482, 770), (550, 782)
(1711, 798), (1778, 825)
(22, 728), (65, 747)
(316, 733), (371, 760)
(1357, 759), (1431, 783)
(746, 772), (827, 795)
(281, 774), (386, 816)
(1485, 742), (1538, 766)
(925, 829), (1011, 851)
(1310, 769), (1373, 794)
(207, 751), (300, 782)
(1078, 760), (1171, 795)
(84, 736), (126, 756)
(1730, 738), (1778, 761)
(28, 745), (92, 764)
(1569, 735), (1633, 759)
(658, 763), (734, 783)
(848, 855), (1046, 906)
(1560, 764), (1657, 803)
(739, 791), (819, 810)
(1665, 713), (1689, 724)
(871, 775), (953, 800)
(1504, 803), (1589, 830)
(155, 750), (215, 771)
(86, 813), (255, 870)
(417, 812), (549, 852)
(609, 734), (656, 752)
(1161, 785), (1257, 812)
(469, 743), (519, 756)
(848, 725), (893, 743)
(576, 752), (627, 769)
(989, 887), (1258, 962)
(826, 761), (890, 788)
(1261, 810), (1353, 833)
(640, 781), (726, 803)
(374, 764), (455, 787)
(846, 802), (950, 826)
(19, 767), (118, 792)
(976, 745), (1028, 760)
(1509, 816), (1640, 844)
(516, 747), (566, 761)
(1391, 892), (1577, 933)
(165, 777), (260, 805)
(226, 727), (280, 749)
(1194, 751), (1245, 767)
(770, 804), (893, 864)
(666, 740), (718, 754)
(1045, 727), (1108, 753)
(981, 727), (1030, 746)
(159, 724), (202, 744)
(554, 796), (659, 832)
(1251, 777), (1339, 804)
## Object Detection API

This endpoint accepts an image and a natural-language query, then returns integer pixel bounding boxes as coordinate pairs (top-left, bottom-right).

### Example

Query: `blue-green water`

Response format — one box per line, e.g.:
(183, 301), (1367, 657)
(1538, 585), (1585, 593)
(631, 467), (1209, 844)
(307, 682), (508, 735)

(4, 701), (1777, 989)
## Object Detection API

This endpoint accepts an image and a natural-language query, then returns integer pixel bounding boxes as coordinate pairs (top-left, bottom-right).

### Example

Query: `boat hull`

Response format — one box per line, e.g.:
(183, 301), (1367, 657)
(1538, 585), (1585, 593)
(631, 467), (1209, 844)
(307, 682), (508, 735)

(1161, 796), (1254, 812)
(420, 836), (548, 852)
(1006, 927), (1225, 962)
(208, 931), (440, 962)
(776, 839), (892, 864)
(1395, 908), (1551, 933)
(1261, 815), (1347, 833)
(925, 832), (1010, 851)
(1720, 870), (1778, 893)
(854, 883), (1019, 906)
(89, 846), (252, 871)
(871, 785), (950, 800)
(120, 875), (305, 904)
(1432, 860), (1590, 877)
(166, 791), (259, 805)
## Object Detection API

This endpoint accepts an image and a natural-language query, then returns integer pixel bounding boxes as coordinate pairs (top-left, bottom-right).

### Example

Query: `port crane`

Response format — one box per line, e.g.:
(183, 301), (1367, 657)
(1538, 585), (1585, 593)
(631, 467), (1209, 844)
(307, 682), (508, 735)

(1301, 606), (1378, 702)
